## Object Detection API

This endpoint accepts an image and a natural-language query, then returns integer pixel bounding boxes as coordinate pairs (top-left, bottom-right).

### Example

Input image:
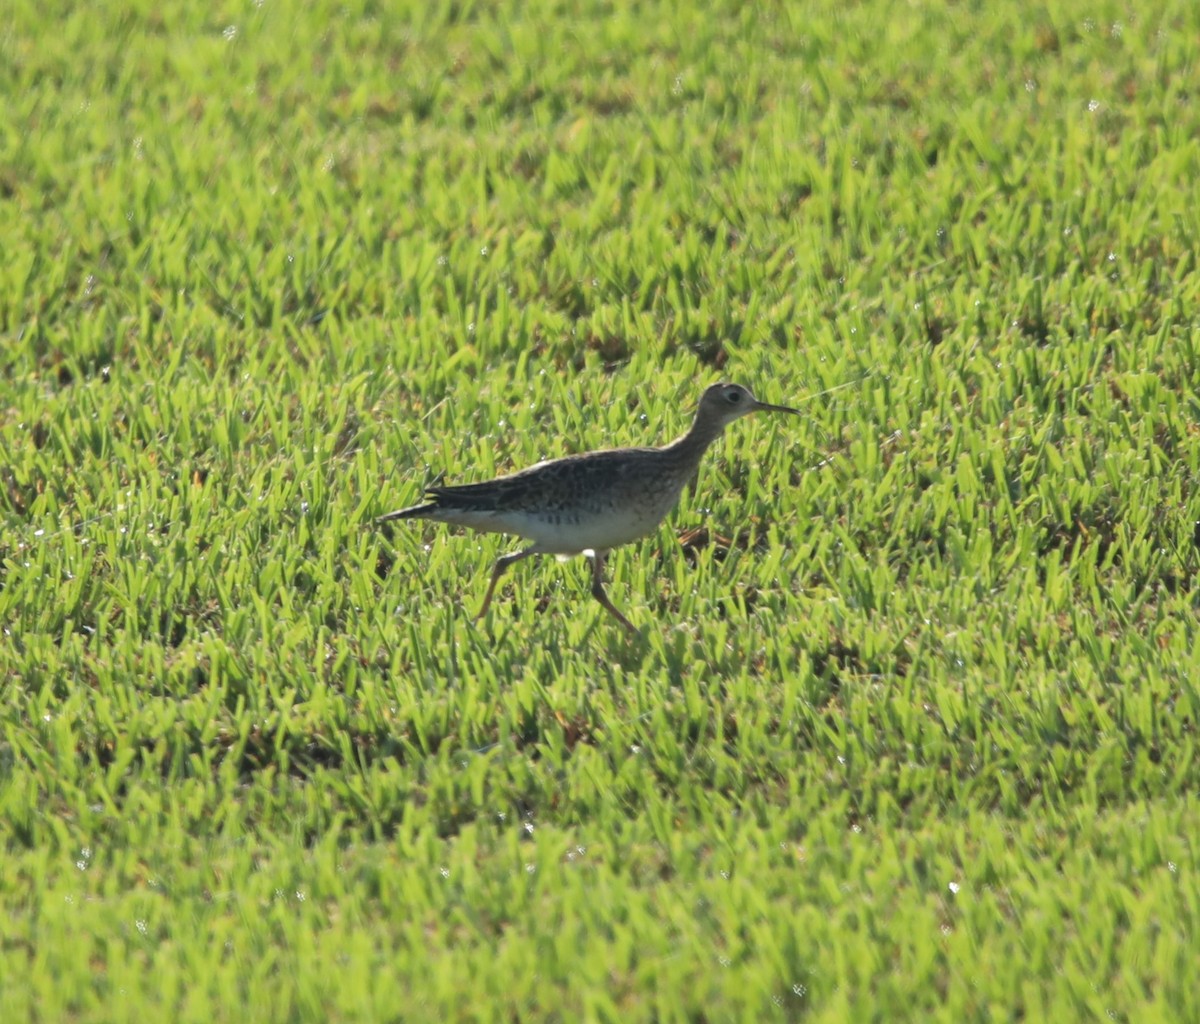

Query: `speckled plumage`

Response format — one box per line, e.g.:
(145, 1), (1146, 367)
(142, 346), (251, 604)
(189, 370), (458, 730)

(378, 382), (799, 632)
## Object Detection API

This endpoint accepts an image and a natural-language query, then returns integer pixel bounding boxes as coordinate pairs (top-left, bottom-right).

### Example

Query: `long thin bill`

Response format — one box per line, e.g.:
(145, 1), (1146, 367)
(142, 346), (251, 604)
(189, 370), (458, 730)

(754, 400), (802, 415)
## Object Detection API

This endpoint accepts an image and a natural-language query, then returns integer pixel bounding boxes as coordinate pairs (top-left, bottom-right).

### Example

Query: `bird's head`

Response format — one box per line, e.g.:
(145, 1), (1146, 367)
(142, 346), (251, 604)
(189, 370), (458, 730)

(696, 382), (800, 429)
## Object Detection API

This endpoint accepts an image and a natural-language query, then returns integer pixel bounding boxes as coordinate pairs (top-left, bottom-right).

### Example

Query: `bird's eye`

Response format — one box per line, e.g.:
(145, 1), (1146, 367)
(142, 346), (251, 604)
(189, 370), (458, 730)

(727, 391), (741, 403)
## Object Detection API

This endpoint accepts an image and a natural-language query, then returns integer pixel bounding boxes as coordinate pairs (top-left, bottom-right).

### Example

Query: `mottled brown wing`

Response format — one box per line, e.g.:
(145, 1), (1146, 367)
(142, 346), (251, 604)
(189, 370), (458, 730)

(426, 448), (655, 513)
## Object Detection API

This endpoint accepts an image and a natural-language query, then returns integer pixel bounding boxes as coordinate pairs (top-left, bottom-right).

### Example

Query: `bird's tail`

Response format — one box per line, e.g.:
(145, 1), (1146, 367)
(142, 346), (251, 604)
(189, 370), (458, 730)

(376, 501), (439, 524)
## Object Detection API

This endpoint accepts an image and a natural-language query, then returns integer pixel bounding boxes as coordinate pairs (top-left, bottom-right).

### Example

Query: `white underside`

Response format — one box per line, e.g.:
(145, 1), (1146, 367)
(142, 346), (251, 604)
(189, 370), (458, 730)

(432, 507), (668, 554)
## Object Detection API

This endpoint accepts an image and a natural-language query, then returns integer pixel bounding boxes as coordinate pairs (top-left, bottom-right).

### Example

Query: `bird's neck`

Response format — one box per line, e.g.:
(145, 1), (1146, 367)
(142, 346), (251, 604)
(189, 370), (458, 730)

(661, 413), (726, 469)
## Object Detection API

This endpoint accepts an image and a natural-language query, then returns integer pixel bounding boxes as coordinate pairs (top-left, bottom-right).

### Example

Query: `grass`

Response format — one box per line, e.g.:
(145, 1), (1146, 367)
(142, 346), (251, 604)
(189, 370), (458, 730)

(2, 0), (1199, 1019)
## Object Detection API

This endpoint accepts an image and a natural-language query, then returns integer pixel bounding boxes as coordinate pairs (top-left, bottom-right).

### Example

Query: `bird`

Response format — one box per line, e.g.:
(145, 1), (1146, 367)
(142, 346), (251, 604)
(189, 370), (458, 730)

(377, 382), (800, 632)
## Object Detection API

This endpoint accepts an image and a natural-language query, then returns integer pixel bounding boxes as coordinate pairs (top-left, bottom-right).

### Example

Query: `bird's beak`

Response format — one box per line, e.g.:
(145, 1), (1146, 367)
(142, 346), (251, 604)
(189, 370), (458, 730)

(752, 399), (801, 415)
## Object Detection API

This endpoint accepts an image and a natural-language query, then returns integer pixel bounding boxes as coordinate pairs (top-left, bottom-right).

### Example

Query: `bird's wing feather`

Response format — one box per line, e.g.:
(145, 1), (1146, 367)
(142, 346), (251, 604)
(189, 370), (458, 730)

(426, 448), (658, 512)
(424, 477), (518, 509)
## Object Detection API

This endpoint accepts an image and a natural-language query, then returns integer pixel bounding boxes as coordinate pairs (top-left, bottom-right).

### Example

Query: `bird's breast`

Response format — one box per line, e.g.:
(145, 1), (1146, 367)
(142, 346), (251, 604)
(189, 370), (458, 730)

(527, 474), (689, 552)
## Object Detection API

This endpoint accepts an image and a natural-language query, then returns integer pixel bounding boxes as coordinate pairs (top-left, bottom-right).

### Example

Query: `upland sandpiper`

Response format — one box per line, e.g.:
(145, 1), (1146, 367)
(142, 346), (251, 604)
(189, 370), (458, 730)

(378, 382), (799, 632)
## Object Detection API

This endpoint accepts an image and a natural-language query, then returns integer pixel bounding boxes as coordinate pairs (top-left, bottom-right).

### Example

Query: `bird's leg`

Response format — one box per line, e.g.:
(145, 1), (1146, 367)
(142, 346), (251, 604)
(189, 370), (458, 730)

(590, 551), (638, 634)
(476, 545), (541, 621)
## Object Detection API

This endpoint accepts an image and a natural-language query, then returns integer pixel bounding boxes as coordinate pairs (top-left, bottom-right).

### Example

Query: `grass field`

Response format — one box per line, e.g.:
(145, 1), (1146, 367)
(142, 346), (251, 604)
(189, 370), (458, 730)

(3, 0), (1200, 1019)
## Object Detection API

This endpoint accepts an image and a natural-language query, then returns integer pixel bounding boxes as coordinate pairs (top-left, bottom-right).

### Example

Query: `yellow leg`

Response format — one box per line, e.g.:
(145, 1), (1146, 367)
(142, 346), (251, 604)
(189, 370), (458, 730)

(476, 546), (541, 621)
(590, 551), (637, 634)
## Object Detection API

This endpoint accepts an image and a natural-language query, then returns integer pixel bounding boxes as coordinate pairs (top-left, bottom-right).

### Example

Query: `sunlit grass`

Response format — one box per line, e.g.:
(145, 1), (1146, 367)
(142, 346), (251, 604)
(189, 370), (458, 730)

(2, 0), (1200, 1019)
